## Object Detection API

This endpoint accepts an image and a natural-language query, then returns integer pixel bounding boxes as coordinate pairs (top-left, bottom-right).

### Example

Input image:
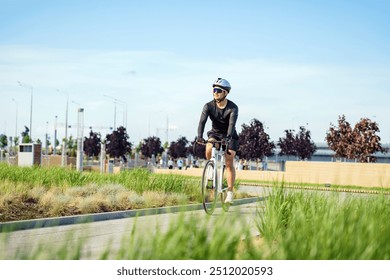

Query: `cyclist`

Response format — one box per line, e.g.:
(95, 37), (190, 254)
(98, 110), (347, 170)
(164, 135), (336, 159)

(197, 78), (239, 203)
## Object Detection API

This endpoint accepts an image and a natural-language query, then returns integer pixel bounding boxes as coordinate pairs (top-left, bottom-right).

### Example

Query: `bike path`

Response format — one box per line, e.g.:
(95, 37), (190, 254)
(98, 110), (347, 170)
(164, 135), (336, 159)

(1, 195), (266, 259)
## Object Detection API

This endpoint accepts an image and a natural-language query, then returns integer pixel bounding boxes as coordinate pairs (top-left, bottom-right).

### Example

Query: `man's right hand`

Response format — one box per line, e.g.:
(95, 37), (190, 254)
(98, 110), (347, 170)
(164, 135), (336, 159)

(197, 136), (206, 143)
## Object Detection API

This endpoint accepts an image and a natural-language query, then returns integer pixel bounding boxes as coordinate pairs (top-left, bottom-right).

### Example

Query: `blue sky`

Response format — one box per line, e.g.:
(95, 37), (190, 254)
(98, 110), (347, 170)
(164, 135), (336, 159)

(1, 0), (389, 146)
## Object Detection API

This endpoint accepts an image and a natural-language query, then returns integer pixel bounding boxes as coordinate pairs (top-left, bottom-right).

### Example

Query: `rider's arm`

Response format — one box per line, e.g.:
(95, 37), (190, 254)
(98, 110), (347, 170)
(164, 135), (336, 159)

(197, 103), (209, 139)
(227, 106), (238, 138)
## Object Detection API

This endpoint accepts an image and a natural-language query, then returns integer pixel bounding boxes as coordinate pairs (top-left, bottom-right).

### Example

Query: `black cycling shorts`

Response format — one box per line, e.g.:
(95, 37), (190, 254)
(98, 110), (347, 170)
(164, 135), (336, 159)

(207, 131), (239, 152)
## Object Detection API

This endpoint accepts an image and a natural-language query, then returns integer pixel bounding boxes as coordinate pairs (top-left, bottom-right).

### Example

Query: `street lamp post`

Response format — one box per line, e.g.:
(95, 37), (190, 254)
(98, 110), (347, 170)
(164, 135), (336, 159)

(119, 100), (128, 130)
(57, 90), (69, 166)
(11, 98), (18, 142)
(54, 115), (58, 155)
(17, 81), (33, 141)
(45, 121), (49, 156)
(76, 108), (84, 172)
(103, 95), (127, 130)
(103, 94), (117, 130)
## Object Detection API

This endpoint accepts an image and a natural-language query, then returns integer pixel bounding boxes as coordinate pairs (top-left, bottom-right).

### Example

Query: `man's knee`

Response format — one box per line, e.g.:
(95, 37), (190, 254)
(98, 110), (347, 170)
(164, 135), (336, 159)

(205, 144), (212, 160)
(225, 151), (235, 168)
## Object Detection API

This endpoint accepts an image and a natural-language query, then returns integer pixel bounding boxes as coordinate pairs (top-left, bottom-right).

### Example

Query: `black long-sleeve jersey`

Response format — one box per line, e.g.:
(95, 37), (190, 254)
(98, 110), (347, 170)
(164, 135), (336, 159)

(197, 99), (239, 139)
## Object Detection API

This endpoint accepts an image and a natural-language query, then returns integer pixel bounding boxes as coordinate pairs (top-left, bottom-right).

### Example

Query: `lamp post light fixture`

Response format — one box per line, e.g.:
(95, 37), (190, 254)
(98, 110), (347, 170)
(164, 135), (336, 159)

(17, 81), (33, 141)
(71, 100), (82, 107)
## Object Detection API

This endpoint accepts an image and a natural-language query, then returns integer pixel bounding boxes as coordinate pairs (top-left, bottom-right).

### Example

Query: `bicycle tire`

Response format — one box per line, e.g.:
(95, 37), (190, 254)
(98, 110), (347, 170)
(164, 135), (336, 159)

(201, 160), (217, 214)
(220, 165), (231, 212)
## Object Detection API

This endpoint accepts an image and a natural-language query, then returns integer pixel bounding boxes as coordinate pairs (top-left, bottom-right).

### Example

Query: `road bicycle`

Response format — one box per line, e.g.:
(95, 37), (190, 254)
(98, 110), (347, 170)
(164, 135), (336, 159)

(197, 136), (231, 215)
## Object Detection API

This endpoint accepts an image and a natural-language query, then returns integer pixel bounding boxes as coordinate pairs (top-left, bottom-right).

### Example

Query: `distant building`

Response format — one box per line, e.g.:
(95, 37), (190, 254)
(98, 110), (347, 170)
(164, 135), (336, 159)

(18, 143), (42, 166)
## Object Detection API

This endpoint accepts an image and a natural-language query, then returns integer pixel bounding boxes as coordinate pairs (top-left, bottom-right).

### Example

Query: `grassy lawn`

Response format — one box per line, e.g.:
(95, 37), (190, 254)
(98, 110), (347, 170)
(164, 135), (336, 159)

(0, 164), (199, 222)
(0, 164), (246, 222)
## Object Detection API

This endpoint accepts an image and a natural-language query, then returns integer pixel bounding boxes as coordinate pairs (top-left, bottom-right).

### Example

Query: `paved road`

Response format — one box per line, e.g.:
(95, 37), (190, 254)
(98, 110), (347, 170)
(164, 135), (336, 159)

(1, 186), (269, 260)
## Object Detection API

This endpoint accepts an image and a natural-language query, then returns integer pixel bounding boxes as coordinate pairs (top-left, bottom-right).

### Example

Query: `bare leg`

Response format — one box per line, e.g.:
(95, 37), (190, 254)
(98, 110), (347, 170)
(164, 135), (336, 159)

(205, 143), (212, 160)
(225, 149), (236, 191)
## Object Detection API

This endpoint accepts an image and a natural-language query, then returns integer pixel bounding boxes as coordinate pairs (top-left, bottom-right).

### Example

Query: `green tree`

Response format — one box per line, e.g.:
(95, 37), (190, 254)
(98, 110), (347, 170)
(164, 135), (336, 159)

(46, 138), (51, 149)
(13, 136), (19, 146)
(135, 141), (142, 154)
(21, 126), (31, 143)
(55, 139), (60, 150)
(65, 136), (76, 157)
(0, 134), (8, 148)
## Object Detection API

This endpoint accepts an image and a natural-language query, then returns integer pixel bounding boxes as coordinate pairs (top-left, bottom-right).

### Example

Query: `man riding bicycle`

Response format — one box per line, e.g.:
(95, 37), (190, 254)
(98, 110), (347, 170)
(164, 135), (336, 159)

(197, 78), (239, 203)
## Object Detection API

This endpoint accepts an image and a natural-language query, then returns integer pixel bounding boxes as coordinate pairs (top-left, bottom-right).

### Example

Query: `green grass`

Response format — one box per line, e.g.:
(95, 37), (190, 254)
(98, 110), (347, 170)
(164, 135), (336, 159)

(0, 164), (198, 196)
(0, 164), (202, 222)
(0, 163), (245, 222)
(1, 186), (390, 259)
(2, 163), (390, 260)
(240, 178), (390, 194)
(256, 187), (390, 259)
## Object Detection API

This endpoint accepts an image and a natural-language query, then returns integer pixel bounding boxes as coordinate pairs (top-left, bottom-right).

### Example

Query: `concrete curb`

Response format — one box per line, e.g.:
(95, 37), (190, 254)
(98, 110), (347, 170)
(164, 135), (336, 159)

(0, 196), (265, 232)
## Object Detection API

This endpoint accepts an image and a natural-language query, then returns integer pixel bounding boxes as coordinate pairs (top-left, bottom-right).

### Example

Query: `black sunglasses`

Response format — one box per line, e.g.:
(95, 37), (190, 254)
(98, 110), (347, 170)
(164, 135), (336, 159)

(213, 88), (225, 94)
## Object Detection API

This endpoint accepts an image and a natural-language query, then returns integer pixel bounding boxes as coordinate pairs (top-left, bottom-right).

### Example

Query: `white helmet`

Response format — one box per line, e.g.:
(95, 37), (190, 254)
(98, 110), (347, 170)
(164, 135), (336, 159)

(212, 78), (231, 92)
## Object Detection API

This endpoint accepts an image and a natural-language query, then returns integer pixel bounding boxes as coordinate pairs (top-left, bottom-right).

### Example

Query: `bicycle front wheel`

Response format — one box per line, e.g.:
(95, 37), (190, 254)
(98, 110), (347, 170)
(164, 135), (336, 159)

(201, 160), (217, 214)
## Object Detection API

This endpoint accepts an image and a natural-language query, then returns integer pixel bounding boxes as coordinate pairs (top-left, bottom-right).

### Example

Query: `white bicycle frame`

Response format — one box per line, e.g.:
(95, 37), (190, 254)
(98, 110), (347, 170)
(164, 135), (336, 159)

(200, 137), (231, 214)
(210, 143), (226, 195)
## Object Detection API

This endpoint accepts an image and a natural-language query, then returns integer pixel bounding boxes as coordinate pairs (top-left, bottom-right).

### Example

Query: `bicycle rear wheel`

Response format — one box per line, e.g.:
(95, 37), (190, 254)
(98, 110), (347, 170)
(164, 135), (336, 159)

(220, 165), (231, 212)
(201, 160), (217, 214)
